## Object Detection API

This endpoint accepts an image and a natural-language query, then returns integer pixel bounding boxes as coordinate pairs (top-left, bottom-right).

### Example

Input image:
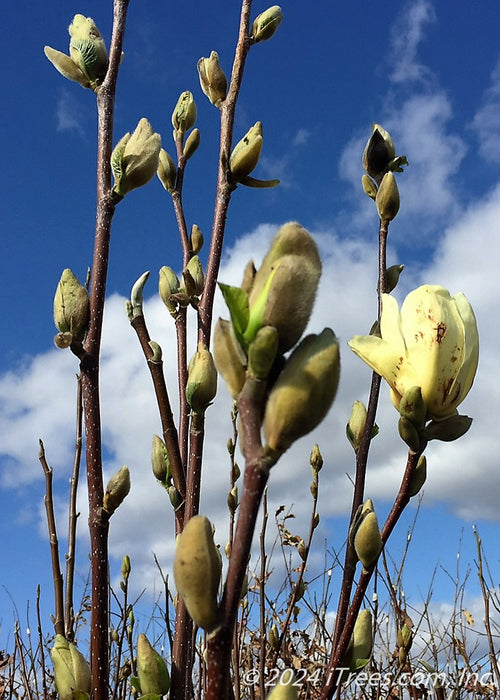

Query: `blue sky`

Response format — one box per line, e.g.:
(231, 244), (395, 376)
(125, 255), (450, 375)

(2, 0), (500, 660)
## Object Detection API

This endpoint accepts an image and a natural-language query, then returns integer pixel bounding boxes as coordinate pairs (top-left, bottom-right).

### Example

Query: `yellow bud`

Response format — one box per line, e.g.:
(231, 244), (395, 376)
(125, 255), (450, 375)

(172, 90), (197, 135)
(68, 15), (108, 88)
(247, 326), (279, 380)
(136, 633), (170, 696)
(173, 515), (221, 631)
(263, 329), (340, 456)
(103, 466), (131, 516)
(157, 148), (177, 193)
(246, 222), (322, 352)
(230, 122), (263, 183)
(310, 444), (323, 473)
(159, 266), (180, 315)
(183, 128), (201, 160)
(346, 400), (367, 452)
(182, 255), (204, 297)
(190, 224), (204, 254)
(213, 319), (247, 399)
(186, 342), (218, 413)
(197, 51), (227, 108)
(268, 623), (280, 650)
(112, 118), (161, 196)
(152, 434), (170, 484)
(44, 46), (90, 88)
(121, 555), (131, 581)
(351, 499), (383, 569)
(51, 634), (91, 700)
(251, 6), (284, 42)
(265, 672), (299, 700)
(376, 171), (400, 222)
(352, 609), (373, 665)
(361, 174), (378, 200)
(53, 269), (90, 346)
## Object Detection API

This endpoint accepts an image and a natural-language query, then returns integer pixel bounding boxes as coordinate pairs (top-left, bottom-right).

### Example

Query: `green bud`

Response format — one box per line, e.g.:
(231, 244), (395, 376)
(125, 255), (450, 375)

(190, 224), (204, 254)
(310, 444), (323, 473)
(103, 466), (131, 516)
(168, 485), (183, 510)
(182, 255), (204, 297)
(385, 264), (404, 293)
(157, 148), (177, 193)
(152, 435), (170, 484)
(121, 555), (131, 581)
(268, 623), (280, 650)
(159, 266), (180, 315)
(350, 499), (383, 569)
(346, 400), (367, 452)
(398, 416), (421, 453)
(230, 122), (263, 183)
(351, 609), (373, 668)
(399, 386), (427, 430)
(183, 128), (201, 160)
(297, 539), (307, 562)
(246, 222), (322, 352)
(172, 91), (197, 135)
(112, 118), (161, 196)
(53, 269), (90, 347)
(51, 634), (91, 700)
(376, 171), (400, 222)
(186, 342), (218, 413)
(197, 51), (227, 108)
(247, 326), (279, 380)
(361, 174), (378, 200)
(136, 633), (170, 696)
(173, 515), (221, 631)
(68, 15), (108, 88)
(251, 6), (284, 42)
(213, 318), (247, 399)
(408, 455), (427, 497)
(263, 329), (340, 457)
(227, 486), (238, 516)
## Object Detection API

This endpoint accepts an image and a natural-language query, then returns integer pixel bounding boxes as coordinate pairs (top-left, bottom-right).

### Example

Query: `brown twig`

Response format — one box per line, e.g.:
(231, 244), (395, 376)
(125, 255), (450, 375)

(38, 440), (65, 637)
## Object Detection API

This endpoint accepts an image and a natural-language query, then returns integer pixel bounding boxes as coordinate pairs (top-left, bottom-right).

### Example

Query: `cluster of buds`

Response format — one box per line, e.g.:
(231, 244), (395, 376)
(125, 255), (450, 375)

(158, 249), (205, 317)
(44, 14), (108, 91)
(111, 118), (161, 197)
(53, 268), (90, 355)
(215, 222), (340, 459)
(349, 285), (478, 445)
(51, 635), (91, 700)
(173, 515), (222, 631)
(361, 124), (408, 223)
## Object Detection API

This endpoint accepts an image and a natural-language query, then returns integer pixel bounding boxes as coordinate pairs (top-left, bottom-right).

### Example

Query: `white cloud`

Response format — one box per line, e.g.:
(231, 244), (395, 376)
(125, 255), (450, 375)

(56, 89), (86, 135)
(388, 0), (436, 86)
(471, 55), (500, 163)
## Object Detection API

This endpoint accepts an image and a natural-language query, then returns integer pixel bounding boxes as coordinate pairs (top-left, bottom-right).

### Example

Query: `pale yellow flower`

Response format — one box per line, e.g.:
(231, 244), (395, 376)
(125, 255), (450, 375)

(349, 285), (478, 420)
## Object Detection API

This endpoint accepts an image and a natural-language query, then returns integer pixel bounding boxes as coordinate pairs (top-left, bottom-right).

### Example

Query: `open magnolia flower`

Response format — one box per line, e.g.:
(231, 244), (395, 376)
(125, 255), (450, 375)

(349, 285), (479, 420)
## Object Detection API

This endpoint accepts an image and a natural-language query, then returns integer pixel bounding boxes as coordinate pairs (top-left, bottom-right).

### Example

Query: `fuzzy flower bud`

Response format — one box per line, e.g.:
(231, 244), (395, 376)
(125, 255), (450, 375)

(197, 51), (227, 108)
(251, 6), (284, 42)
(157, 148), (177, 193)
(213, 319), (247, 399)
(68, 15), (108, 88)
(265, 673), (299, 700)
(376, 171), (400, 222)
(263, 329), (340, 457)
(159, 266), (180, 315)
(53, 269), (90, 348)
(103, 466), (131, 516)
(230, 122), (263, 182)
(183, 128), (201, 160)
(408, 455), (427, 497)
(182, 255), (204, 297)
(350, 499), (383, 569)
(186, 343), (218, 413)
(248, 326), (279, 380)
(51, 634), (91, 700)
(346, 400), (367, 452)
(112, 118), (161, 196)
(245, 222), (322, 352)
(152, 435), (170, 484)
(173, 515), (221, 631)
(190, 224), (204, 254)
(136, 633), (170, 696)
(352, 609), (373, 666)
(121, 555), (131, 581)
(172, 91), (197, 135)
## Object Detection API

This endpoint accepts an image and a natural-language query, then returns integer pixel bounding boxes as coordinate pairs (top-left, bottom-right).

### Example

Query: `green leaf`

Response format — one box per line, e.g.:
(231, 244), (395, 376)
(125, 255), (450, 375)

(218, 283), (249, 345)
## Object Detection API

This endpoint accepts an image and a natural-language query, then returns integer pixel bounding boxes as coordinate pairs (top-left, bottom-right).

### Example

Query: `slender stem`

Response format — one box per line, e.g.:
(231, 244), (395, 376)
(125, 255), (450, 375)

(65, 374), (84, 641)
(79, 3), (129, 698)
(197, 0), (253, 347)
(38, 441), (65, 637)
